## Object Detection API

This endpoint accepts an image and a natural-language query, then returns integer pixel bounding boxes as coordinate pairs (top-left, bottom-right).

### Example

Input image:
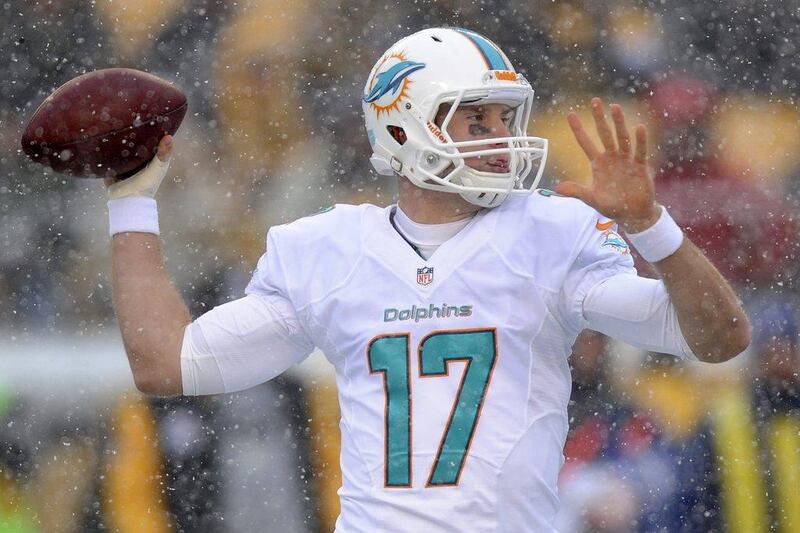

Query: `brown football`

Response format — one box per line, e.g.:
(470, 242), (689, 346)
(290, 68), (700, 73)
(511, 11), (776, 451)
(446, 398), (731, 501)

(21, 68), (187, 178)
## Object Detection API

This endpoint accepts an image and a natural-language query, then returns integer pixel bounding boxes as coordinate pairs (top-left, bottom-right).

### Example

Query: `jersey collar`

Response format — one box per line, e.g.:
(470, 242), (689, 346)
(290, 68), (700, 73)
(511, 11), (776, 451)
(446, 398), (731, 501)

(363, 204), (498, 295)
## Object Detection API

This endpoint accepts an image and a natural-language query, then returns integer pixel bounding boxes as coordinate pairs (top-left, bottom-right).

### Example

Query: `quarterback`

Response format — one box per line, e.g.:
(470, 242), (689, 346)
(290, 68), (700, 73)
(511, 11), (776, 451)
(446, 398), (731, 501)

(106, 28), (749, 532)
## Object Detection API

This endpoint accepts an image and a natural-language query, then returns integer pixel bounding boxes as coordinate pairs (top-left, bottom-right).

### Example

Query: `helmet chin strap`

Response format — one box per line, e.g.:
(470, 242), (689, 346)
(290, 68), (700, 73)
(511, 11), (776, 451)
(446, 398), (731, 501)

(457, 171), (512, 207)
(459, 190), (506, 208)
(446, 153), (519, 208)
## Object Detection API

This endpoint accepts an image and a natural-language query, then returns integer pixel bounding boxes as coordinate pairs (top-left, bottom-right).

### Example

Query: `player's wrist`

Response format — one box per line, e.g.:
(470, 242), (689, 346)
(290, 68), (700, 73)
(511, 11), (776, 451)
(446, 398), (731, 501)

(624, 205), (683, 263)
(618, 204), (661, 234)
(106, 151), (172, 236)
(108, 196), (159, 236)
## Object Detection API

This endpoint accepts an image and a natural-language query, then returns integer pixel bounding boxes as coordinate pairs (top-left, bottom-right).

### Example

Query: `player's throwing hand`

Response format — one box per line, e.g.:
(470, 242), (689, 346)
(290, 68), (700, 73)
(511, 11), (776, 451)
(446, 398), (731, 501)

(556, 97), (661, 233)
(105, 135), (173, 199)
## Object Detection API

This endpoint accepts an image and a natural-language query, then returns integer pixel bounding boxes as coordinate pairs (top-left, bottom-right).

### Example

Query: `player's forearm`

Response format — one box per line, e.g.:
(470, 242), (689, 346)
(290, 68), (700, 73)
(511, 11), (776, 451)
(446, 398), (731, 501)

(112, 232), (189, 394)
(652, 238), (750, 363)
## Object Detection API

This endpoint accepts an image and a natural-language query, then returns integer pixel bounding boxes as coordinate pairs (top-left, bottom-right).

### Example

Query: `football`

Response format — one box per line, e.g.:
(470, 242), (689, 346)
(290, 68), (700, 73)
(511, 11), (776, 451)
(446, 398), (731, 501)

(21, 68), (187, 178)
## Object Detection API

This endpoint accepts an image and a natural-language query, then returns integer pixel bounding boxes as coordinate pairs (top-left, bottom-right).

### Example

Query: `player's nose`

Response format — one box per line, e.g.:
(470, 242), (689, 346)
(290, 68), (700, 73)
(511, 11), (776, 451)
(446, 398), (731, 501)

(487, 113), (511, 140)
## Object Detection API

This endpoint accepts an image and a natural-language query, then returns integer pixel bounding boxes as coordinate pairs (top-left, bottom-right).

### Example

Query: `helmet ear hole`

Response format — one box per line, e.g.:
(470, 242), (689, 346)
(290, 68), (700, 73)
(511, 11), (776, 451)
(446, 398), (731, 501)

(387, 125), (407, 145)
(434, 103), (452, 127)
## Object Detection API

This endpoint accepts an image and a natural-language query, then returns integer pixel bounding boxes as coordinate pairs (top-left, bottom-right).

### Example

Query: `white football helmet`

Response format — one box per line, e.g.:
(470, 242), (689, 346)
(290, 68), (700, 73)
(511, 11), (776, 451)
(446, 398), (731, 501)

(363, 27), (548, 208)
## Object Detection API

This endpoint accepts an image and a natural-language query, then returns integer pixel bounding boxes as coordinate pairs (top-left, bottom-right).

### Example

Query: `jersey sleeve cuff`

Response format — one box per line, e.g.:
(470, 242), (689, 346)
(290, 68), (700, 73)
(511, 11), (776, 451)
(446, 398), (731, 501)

(180, 322), (226, 395)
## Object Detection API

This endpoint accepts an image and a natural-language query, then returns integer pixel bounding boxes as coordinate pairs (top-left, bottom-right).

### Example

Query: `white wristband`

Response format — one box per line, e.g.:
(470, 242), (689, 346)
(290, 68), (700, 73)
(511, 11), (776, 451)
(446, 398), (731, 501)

(108, 196), (159, 236)
(625, 205), (684, 262)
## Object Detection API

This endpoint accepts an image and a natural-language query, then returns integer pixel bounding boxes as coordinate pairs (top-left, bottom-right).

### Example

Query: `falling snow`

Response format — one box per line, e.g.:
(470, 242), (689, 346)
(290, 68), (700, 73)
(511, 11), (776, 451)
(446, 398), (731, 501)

(1, 1), (799, 531)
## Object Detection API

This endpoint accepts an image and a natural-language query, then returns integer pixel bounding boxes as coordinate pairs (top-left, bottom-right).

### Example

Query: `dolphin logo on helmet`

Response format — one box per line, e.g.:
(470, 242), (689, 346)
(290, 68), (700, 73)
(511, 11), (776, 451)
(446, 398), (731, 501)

(364, 60), (426, 104)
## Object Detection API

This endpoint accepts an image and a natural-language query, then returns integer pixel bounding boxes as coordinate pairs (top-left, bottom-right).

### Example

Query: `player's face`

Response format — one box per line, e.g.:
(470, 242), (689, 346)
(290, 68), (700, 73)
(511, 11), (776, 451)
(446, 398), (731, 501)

(438, 103), (515, 174)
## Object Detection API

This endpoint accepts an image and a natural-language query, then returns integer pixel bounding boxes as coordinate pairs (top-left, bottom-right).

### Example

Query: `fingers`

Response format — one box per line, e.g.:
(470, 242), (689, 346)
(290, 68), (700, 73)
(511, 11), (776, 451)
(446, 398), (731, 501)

(634, 124), (648, 164)
(590, 97), (617, 153)
(567, 112), (600, 161)
(555, 180), (593, 204)
(156, 135), (173, 162)
(610, 104), (631, 156)
(571, 99), (644, 163)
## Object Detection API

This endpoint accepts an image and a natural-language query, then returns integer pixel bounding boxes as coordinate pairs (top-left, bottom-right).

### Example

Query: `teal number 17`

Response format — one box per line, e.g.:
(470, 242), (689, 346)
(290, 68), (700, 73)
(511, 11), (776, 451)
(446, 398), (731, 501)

(367, 329), (498, 487)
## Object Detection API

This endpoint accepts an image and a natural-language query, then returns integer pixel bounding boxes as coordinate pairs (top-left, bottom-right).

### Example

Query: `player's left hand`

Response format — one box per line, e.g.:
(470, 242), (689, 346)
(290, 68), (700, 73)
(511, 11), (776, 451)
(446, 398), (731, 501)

(555, 97), (660, 233)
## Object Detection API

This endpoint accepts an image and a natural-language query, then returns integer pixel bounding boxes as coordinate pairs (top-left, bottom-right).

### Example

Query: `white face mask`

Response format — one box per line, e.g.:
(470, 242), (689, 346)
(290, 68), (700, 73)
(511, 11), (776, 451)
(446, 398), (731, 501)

(405, 88), (547, 208)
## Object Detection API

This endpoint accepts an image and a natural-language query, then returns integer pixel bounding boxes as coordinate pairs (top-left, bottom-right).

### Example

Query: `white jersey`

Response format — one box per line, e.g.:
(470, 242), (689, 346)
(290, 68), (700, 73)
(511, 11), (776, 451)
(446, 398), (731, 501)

(238, 191), (647, 532)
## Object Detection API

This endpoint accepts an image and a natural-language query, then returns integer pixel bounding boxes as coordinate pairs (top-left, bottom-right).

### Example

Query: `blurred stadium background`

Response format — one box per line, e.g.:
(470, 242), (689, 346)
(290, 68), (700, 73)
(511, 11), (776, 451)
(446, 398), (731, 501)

(1, 0), (800, 531)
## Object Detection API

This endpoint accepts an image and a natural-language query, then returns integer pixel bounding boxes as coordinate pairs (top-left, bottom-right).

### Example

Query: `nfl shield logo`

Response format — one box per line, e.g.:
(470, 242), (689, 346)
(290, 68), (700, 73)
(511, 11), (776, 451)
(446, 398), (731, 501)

(417, 266), (434, 285)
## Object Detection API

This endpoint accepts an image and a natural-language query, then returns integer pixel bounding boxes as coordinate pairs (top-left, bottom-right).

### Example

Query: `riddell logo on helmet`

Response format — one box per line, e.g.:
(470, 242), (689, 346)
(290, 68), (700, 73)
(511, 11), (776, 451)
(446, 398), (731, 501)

(426, 122), (447, 143)
(492, 70), (517, 81)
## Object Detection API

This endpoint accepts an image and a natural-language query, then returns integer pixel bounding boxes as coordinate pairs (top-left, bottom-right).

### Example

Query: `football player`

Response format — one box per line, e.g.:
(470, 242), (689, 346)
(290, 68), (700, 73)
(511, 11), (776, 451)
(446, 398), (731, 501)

(106, 28), (749, 532)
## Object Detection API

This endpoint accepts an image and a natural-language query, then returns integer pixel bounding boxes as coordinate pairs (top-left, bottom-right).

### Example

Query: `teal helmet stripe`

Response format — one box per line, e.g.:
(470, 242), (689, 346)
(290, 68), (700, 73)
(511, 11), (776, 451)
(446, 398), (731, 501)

(453, 28), (509, 70)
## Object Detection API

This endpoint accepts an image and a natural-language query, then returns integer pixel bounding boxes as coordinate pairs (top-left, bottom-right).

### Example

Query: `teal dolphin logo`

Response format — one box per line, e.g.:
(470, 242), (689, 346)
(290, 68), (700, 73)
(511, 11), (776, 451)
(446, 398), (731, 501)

(537, 188), (564, 198)
(601, 230), (630, 254)
(364, 60), (426, 103)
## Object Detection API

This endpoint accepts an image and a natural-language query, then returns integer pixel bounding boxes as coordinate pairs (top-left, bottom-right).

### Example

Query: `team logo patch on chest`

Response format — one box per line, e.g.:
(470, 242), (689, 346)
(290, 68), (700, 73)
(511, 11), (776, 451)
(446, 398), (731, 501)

(417, 266), (434, 285)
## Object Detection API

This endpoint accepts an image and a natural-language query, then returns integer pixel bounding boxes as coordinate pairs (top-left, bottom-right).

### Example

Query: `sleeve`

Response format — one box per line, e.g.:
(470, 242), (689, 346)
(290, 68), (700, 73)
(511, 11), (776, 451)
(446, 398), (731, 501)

(181, 293), (315, 395)
(559, 218), (636, 332)
(245, 226), (296, 299)
(180, 227), (315, 395)
(582, 274), (697, 360)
